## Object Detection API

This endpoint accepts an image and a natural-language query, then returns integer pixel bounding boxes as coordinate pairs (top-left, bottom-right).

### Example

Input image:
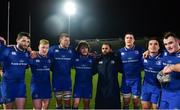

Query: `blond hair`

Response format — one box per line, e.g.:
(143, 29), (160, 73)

(39, 39), (49, 45)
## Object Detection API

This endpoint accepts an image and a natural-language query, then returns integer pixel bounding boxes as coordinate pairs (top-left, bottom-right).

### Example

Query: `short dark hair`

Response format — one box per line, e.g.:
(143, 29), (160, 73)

(102, 42), (112, 49)
(17, 32), (30, 40)
(146, 36), (163, 53)
(59, 33), (69, 40)
(124, 32), (135, 39)
(125, 32), (134, 36)
(76, 40), (90, 53)
(163, 32), (179, 40)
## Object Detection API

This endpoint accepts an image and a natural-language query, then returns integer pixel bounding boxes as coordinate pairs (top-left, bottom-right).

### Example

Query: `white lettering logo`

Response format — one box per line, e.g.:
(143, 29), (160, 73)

(99, 61), (103, 64)
(75, 58), (79, 62)
(55, 49), (59, 52)
(144, 59), (148, 63)
(11, 52), (16, 55)
(121, 52), (125, 56)
(36, 59), (40, 63)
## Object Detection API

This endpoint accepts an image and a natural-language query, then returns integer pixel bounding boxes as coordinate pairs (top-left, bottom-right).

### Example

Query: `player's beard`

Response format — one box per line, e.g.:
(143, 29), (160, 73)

(17, 44), (28, 51)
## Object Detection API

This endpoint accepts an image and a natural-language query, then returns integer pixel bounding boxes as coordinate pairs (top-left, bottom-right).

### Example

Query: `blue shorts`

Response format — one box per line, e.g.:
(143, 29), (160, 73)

(31, 82), (52, 99)
(121, 77), (141, 96)
(159, 89), (180, 109)
(52, 77), (72, 92)
(1, 80), (26, 103)
(73, 84), (92, 99)
(141, 82), (161, 104)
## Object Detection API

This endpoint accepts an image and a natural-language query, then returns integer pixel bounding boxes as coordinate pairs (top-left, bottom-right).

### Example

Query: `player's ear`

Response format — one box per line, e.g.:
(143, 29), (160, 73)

(16, 39), (20, 44)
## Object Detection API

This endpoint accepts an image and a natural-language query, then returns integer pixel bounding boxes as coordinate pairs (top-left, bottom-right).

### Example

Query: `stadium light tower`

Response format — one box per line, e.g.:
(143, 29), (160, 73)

(63, 0), (76, 36)
(7, 0), (10, 45)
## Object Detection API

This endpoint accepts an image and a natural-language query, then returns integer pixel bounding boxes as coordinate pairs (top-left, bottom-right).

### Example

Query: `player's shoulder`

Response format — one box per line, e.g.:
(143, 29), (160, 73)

(68, 46), (75, 52)
(49, 45), (58, 50)
(95, 54), (102, 60)
(4, 45), (16, 52)
(118, 47), (125, 52)
(135, 46), (144, 51)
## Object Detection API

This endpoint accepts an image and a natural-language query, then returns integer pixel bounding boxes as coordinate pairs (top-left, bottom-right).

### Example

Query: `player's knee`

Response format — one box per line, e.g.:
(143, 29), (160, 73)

(133, 96), (140, 108)
(42, 101), (49, 109)
(142, 103), (150, 109)
(34, 105), (42, 110)
(133, 96), (140, 104)
(152, 104), (158, 109)
(123, 93), (131, 105)
(73, 101), (79, 107)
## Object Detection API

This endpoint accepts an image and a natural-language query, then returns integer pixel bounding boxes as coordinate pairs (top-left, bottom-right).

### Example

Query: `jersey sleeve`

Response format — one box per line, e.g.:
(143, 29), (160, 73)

(138, 47), (145, 71)
(0, 46), (10, 62)
(48, 46), (55, 59)
(48, 46), (55, 70)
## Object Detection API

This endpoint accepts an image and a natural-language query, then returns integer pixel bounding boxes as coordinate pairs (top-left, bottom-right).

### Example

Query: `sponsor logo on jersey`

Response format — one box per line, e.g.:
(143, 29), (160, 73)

(164, 52), (168, 56)
(55, 49), (59, 52)
(144, 59), (148, 63)
(99, 61), (103, 64)
(11, 51), (16, 55)
(36, 59), (40, 63)
(75, 58), (79, 62)
(121, 52), (125, 56)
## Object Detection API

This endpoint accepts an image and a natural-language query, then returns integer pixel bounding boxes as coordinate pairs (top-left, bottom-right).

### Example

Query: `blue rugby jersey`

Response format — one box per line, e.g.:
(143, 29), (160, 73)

(161, 50), (180, 90)
(0, 45), (29, 81)
(29, 54), (51, 83)
(48, 45), (74, 91)
(73, 54), (95, 85)
(142, 54), (164, 86)
(118, 46), (144, 79)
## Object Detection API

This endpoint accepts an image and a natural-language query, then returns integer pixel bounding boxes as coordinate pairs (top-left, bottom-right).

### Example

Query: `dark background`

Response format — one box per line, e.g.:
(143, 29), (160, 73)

(0, 0), (179, 49)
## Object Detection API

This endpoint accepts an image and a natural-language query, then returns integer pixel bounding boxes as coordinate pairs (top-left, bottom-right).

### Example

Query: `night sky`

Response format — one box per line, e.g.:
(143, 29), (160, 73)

(0, 0), (179, 49)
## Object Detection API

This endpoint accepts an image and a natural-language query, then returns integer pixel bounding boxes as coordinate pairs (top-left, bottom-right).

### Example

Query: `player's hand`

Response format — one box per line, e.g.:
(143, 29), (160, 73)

(0, 36), (6, 45)
(27, 47), (37, 59)
(162, 65), (173, 74)
(30, 51), (37, 59)
(143, 50), (149, 59)
(0, 69), (3, 77)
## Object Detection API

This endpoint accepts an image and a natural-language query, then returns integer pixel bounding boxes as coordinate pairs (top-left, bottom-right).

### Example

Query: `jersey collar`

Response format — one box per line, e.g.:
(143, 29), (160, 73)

(14, 45), (26, 52)
(58, 44), (69, 50)
(37, 53), (47, 58)
(124, 45), (135, 51)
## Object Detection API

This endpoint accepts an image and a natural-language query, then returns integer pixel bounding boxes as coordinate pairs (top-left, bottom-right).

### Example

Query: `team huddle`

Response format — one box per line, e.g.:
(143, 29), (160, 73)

(0, 32), (180, 109)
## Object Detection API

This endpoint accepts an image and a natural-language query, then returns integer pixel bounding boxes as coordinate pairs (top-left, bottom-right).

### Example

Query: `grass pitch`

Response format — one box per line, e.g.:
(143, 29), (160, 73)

(1, 68), (143, 109)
